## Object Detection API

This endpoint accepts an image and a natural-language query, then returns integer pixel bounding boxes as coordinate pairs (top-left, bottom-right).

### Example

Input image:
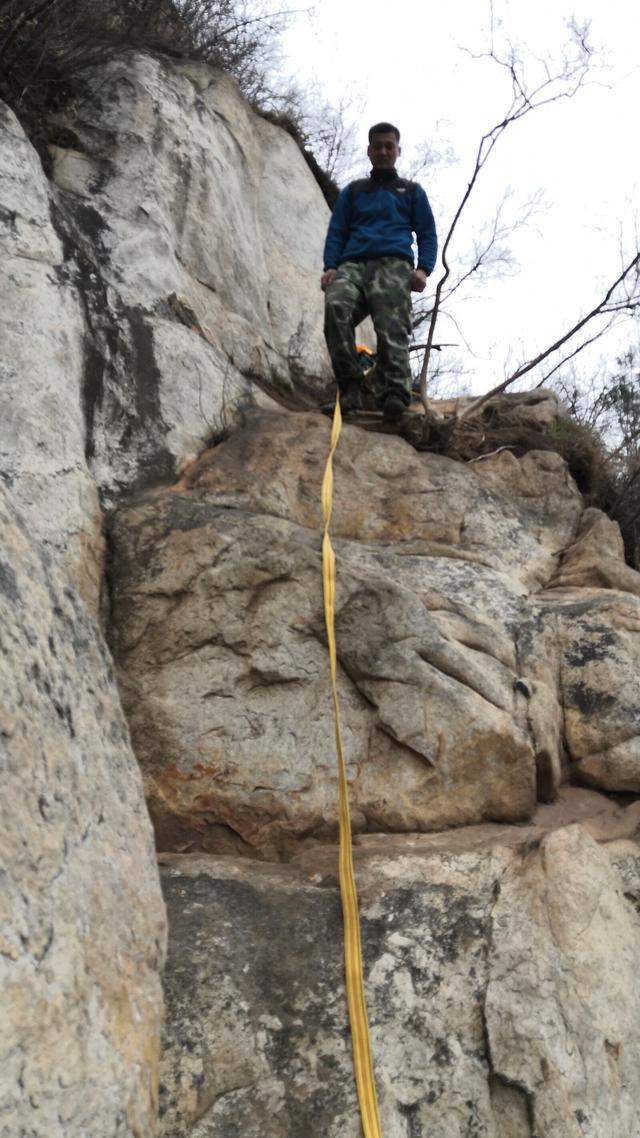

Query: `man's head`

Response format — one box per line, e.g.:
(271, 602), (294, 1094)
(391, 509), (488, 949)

(367, 122), (401, 170)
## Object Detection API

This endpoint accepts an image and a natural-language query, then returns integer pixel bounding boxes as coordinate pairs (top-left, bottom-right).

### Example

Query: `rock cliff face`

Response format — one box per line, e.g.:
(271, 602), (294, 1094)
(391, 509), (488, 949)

(0, 101), (103, 610)
(0, 51), (331, 611)
(2, 47), (640, 1138)
(0, 486), (166, 1137)
(159, 812), (640, 1138)
(108, 408), (640, 858)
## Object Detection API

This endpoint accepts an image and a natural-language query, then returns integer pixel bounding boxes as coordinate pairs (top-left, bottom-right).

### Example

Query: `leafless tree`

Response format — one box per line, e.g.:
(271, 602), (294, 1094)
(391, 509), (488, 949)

(411, 187), (543, 344)
(546, 338), (640, 566)
(260, 80), (362, 186)
(418, 10), (597, 409)
(302, 89), (362, 185)
(549, 345), (640, 454)
(457, 250), (640, 420)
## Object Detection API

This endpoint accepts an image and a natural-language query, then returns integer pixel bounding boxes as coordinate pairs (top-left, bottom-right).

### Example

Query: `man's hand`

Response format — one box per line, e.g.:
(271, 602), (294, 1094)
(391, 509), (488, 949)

(410, 269), (428, 293)
(321, 269), (337, 291)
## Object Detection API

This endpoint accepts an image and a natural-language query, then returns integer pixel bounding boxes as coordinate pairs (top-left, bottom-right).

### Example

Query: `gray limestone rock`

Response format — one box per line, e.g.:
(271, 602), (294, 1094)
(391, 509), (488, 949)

(44, 53), (332, 498)
(3, 45), (640, 1138)
(159, 819), (640, 1137)
(108, 410), (640, 853)
(1, 51), (333, 606)
(0, 102), (103, 611)
(517, 587), (640, 794)
(0, 487), (166, 1137)
(485, 825), (640, 1138)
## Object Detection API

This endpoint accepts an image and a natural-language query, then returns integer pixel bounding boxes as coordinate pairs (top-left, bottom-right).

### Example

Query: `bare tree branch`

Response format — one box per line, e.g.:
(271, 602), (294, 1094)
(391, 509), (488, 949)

(409, 342), (457, 352)
(417, 17), (592, 410)
(411, 190), (536, 337)
(533, 314), (620, 388)
(0, 0), (308, 115)
(0, 0), (58, 66)
(458, 251), (640, 420)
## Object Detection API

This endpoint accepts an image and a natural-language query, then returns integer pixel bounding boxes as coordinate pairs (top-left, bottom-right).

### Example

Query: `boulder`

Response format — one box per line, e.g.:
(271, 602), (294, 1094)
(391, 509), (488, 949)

(522, 589), (640, 793)
(0, 487), (166, 1137)
(510, 507), (640, 795)
(107, 407), (640, 857)
(485, 825), (640, 1138)
(548, 507), (640, 596)
(158, 814), (640, 1136)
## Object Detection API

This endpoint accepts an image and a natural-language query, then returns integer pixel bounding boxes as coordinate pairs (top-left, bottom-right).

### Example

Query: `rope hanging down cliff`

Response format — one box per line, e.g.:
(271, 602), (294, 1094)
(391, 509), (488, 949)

(321, 396), (383, 1138)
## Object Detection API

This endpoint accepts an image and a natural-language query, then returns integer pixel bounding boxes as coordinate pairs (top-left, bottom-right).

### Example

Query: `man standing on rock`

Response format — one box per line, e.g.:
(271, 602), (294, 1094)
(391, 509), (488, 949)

(321, 122), (437, 421)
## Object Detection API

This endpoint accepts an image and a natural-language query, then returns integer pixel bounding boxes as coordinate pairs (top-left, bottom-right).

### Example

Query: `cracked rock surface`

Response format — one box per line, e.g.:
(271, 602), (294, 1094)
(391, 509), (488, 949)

(158, 804), (640, 1137)
(44, 51), (332, 500)
(4, 44), (640, 1138)
(0, 101), (103, 611)
(0, 52), (332, 607)
(109, 409), (640, 857)
(0, 487), (166, 1137)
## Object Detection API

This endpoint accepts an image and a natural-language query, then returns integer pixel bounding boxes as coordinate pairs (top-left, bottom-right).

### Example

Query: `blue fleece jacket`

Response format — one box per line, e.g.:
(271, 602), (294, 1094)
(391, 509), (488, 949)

(323, 168), (437, 274)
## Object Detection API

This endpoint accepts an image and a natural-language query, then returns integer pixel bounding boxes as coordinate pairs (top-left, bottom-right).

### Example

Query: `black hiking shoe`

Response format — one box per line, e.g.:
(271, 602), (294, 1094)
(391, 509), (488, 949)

(320, 382), (362, 417)
(320, 401), (337, 417)
(382, 393), (406, 422)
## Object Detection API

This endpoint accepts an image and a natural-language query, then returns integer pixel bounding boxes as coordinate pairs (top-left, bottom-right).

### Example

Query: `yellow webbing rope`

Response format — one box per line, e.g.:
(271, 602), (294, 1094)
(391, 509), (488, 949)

(321, 397), (383, 1138)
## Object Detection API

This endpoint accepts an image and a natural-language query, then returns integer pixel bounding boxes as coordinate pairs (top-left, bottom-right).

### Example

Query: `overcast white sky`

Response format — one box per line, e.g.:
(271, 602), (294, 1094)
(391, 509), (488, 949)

(281, 0), (639, 392)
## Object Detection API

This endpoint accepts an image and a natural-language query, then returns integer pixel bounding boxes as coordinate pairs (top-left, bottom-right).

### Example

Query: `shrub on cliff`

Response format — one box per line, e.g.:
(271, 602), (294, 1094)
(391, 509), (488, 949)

(0, 0), (342, 203)
(549, 348), (640, 567)
(0, 0), (287, 125)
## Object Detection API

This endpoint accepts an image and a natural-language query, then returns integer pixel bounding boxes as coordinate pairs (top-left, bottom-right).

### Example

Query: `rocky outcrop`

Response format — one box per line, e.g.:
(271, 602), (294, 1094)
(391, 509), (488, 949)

(522, 587), (640, 794)
(158, 798), (640, 1137)
(0, 102), (103, 611)
(108, 408), (640, 859)
(0, 52), (331, 605)
(4, 42), (640, 1138)
(47, 51), (331, 499)
(0, 486), (166, 1137)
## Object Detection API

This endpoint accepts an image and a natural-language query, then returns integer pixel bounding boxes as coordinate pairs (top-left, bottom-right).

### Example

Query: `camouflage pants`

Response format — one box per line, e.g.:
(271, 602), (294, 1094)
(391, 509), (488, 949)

(324, 257), (413, 405)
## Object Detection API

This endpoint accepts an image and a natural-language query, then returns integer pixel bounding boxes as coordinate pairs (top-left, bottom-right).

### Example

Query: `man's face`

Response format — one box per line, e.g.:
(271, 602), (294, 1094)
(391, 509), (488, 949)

(367, 131), (401, 170)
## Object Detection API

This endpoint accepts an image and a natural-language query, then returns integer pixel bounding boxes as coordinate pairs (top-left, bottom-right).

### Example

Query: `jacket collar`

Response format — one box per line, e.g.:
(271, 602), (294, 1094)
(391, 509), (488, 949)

(369, 167), (398, 184)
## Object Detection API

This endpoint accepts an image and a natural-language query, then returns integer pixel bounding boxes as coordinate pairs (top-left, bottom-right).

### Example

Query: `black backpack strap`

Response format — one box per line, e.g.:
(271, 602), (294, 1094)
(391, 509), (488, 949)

(398, 178), (418, 225)
(397, 177), (417, 199)
(347, 178), (372, 196)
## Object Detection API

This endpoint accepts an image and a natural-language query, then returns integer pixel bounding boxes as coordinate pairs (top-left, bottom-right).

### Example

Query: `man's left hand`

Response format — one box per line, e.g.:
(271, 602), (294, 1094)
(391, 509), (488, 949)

(411, 269), (428, 293)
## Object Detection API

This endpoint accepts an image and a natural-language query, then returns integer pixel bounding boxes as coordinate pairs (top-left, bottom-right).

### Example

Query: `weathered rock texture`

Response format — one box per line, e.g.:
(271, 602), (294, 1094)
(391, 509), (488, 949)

(0, 487), (166, 1137)
(0, 101), (103, 610)
(47, 51), (331, 498)
(109, 408), (640, 858)
(158, 803), (640, 1137)
(0, 52), (331, 603)
(4, 43), (640, 1138)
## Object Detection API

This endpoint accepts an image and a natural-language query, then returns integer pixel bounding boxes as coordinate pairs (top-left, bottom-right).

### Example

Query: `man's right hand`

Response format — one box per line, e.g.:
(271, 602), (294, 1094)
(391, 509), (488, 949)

(321, 269), (337, 291)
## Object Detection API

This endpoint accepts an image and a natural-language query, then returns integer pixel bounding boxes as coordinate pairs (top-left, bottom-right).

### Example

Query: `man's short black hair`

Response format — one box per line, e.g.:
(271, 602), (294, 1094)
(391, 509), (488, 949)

(368, 122), (400, 142)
